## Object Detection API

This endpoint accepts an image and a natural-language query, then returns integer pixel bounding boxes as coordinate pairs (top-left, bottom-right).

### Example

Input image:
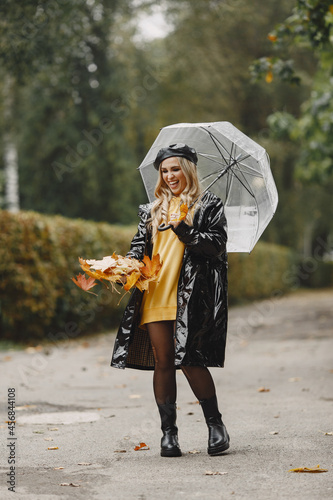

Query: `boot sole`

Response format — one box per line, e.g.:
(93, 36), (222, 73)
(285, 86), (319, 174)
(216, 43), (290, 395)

(208, 441), (230, 456)
(161, 448), (182, 457)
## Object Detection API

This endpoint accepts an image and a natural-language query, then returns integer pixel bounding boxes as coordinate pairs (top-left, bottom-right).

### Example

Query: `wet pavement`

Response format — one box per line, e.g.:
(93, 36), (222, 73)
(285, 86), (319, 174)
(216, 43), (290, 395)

(0, 288), (332, 499)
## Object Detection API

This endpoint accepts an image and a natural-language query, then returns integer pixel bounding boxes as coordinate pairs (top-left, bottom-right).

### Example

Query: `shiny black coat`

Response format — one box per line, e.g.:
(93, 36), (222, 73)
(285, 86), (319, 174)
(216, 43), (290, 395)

(110, 192), (228, 370)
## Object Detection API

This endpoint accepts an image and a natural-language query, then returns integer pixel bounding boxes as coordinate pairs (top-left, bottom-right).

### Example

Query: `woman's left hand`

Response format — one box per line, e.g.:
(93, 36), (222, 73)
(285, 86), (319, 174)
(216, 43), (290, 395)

(167, 220), (181, 229)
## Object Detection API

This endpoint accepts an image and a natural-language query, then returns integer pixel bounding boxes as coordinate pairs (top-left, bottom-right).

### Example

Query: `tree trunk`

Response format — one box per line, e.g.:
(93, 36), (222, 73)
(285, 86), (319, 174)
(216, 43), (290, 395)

(3, 75), (19, 213)
(4, 137), (19, 212)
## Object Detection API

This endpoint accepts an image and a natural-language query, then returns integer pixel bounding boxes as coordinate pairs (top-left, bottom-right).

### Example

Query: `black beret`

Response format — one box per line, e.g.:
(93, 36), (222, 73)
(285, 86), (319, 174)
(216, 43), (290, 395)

(153, 143), (198, 170)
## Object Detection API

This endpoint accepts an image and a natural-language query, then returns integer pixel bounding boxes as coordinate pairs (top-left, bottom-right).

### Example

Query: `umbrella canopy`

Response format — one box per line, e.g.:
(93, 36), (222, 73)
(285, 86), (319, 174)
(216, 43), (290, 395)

(138, 122), (278, 252)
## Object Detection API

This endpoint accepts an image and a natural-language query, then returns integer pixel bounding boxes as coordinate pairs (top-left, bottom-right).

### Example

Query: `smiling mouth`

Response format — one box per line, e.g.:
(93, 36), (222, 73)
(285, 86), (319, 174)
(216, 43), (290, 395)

(169, 181), (178, 188)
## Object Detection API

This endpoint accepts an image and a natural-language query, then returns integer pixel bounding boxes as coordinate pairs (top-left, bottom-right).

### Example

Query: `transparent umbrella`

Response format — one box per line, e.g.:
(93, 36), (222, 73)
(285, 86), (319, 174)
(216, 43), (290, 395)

(138, 122), (278, 252)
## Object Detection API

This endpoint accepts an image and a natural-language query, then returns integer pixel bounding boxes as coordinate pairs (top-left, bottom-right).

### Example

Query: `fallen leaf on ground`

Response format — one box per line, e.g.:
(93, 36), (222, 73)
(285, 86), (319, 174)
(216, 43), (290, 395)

(319, 430), (333, 436)
(60, 483), (80, 487)
(78, 462), (92, 465)
(54, 467), (64, 470)
(134, 442), (150, 451)
(25, 347), (37, 353)
(48, 428), (59, 431)
(114, 450), (127, 453)
(258, 387), (270, 392)
(205, 471), (228, 475)
(16, 404), (37, 410)
(188, 450), (200, 454)
(47, 447), (59, 450)
(269, 431), (278, 435)
(289, 465), (328, 473)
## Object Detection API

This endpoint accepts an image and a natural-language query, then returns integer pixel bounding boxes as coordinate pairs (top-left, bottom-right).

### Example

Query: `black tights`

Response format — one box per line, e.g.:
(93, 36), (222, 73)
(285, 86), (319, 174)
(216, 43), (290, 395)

(147, 321), (216, 405)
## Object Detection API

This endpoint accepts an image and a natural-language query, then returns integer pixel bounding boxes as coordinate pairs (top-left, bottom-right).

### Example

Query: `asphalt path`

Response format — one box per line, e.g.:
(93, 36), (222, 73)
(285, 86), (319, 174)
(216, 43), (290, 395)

(0, 288), (332, 499)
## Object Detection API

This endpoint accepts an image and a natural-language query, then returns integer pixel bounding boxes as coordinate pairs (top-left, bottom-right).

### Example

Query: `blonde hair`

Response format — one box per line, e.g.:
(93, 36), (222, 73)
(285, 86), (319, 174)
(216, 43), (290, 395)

(149, 157), (202, 241)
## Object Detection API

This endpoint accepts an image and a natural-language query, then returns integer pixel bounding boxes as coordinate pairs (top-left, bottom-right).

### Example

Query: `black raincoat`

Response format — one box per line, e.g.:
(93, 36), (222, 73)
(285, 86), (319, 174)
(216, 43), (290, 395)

(110, 191), (228, 370)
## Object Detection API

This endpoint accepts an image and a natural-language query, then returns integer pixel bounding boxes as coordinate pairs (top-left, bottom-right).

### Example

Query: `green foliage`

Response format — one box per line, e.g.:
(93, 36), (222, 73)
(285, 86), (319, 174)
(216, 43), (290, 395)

(250, 0), (333, 83)
(0, 0), (148, 223)
(248, 0), (333, 254)
(298, 259), (333, 288)
(267, 111), (298, 140)
(155, 0), (304, 135)
(0, 209), (136, 342)
(250, 0), (333, 185)
(228, 243), (296, 303)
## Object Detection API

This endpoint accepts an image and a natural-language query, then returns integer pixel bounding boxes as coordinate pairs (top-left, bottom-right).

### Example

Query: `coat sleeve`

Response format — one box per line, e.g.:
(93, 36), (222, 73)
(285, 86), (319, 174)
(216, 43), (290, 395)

(126, 210), (148, 261)
(172, 198), (227, 258)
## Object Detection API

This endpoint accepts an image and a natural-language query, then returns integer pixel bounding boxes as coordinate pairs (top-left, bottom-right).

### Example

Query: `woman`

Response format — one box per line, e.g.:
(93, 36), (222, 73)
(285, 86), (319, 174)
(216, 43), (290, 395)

(111, 143), (229, 457)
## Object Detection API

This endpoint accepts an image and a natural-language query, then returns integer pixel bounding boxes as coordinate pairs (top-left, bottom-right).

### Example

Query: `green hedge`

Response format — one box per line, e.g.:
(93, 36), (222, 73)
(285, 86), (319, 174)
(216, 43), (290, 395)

(1, 209), (320, 343)
(0, 210), (136, 342)
(228, 242), (297, 303)
(298, 259), (333, 288)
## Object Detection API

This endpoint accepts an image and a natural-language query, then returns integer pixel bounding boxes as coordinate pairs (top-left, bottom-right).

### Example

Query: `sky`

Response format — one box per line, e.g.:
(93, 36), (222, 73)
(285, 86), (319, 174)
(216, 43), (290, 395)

(134, 4), (172, 41)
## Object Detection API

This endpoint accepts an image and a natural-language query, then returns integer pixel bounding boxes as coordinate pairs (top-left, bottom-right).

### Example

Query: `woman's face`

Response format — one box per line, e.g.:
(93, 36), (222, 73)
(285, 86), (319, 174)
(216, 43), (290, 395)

(160, 157), (187, 196)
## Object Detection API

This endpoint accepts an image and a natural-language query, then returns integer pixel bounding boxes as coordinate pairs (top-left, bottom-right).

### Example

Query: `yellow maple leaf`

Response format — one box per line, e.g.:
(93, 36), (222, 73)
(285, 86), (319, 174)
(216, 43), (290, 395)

(289, 465), (328, 473)
(123, 271), (141, 291)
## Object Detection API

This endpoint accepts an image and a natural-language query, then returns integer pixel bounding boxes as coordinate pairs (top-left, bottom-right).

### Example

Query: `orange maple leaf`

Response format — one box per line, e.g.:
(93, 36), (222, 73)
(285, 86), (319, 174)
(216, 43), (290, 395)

(140, 254), (162, 279)
(134, 442), (150, 451)
(71, 274), (97, 294)
(177, 203), (189, 222)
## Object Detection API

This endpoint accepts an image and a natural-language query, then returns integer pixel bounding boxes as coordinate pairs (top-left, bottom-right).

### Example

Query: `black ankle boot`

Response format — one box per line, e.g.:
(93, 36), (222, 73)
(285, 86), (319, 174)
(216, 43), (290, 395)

(199, 395), (230, 455)
(157, 403), (182, 457)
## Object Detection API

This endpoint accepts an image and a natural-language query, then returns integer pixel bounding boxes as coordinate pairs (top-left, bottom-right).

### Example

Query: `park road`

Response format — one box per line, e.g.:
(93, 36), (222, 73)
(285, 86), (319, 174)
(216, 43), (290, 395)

(0, 288), (332, 500)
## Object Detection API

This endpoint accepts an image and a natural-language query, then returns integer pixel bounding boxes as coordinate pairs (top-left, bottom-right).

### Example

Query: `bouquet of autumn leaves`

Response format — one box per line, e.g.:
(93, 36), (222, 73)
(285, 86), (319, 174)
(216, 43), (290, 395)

(72, 253), (162, 295)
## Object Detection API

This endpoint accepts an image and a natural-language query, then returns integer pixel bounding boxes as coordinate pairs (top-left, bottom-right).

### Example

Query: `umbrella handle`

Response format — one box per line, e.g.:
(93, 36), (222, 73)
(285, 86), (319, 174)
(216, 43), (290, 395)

(158, 223), (172, 232)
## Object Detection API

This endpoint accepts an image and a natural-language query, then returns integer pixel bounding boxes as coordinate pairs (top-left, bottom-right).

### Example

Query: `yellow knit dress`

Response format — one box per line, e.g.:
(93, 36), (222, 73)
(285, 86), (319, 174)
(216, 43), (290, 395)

(139, 197), (186, 328)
